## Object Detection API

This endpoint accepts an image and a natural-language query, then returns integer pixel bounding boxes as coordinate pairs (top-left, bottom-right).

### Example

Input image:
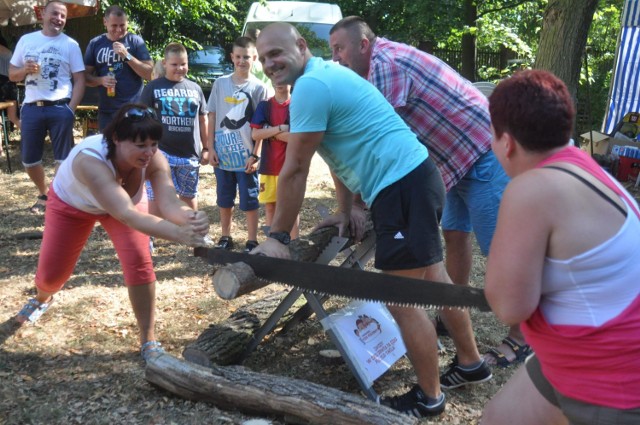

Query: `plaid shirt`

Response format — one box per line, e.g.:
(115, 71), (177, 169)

(369, 38), (492, 191)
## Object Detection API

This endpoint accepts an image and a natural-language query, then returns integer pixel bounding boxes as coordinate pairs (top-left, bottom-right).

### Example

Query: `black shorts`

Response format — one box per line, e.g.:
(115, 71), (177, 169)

(370, 157), (445, 270)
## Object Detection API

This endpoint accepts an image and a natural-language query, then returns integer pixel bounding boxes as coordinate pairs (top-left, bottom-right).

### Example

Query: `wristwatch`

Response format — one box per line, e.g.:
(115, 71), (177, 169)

(124, 52), (133, 61)
(268, 231), (291, 245)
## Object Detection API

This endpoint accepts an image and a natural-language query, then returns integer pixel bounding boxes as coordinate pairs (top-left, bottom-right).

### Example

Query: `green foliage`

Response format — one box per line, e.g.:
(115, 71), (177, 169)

(100, 0), (249, 58)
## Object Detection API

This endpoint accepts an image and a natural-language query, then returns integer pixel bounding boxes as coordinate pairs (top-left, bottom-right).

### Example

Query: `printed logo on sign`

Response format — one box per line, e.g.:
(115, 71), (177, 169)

(353, 314), (382, 344)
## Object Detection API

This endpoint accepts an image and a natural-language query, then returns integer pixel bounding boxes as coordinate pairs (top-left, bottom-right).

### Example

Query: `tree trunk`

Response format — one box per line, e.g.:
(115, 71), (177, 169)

(461, 0), (478, 81)
(534, 0), (599, 98)
(145, 353), (417, 425)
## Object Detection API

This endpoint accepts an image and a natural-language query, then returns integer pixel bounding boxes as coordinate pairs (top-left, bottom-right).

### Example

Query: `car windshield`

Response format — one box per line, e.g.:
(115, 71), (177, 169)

(245, 22), (333, 59)
(189, 47), (225, 65)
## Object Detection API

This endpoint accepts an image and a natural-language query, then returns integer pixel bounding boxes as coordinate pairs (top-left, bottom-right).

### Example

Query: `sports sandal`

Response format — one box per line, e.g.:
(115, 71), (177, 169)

(484, 336), (533, 368)
(15, 297), (54, 324)
(29, 194), (47, 214)
(140, 340), (165, 362)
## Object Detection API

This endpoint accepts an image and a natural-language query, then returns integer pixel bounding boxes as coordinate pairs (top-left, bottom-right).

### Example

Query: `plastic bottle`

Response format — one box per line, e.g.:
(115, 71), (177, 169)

(107, 67), (116, 97)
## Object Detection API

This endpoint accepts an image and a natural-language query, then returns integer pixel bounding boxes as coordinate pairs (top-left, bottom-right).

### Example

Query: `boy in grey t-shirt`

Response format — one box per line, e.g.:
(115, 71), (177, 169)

(206, 37), (268, 253)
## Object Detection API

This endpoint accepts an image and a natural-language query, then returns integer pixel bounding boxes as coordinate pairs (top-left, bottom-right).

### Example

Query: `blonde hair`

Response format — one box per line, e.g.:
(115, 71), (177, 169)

(151, 60), (165, 80)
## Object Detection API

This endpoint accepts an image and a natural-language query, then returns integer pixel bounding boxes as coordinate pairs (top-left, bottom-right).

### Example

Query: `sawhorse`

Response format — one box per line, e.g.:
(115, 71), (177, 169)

(238, 232), (379, 400)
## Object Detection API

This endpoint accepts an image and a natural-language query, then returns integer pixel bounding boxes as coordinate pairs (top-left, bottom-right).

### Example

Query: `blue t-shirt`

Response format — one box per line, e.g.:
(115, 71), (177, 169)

(84, 33), (151, 111)
(291, 58), (428, 205)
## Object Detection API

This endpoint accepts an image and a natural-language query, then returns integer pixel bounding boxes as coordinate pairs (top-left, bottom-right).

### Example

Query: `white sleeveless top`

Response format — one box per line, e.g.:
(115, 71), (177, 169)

(52, 135), (145, 214)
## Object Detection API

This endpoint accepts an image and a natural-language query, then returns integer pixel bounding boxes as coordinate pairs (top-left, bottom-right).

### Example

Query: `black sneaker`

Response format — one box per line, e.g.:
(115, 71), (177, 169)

(379, 385), (446, 418)
(440, 356), (493, 389)
(244, 240), (259, 253)
(215, 236), (234, 250)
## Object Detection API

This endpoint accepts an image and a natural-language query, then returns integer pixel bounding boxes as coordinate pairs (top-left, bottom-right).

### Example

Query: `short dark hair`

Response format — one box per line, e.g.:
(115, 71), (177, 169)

(45, 1), (67, 11)
(489, 70), (575, 152)
(234, 36), (256, 50)
(103, 103), (163, 159)
(330, 16), (376, 42)
(104, 5), (126, 19)
(164, 42), (186, 58)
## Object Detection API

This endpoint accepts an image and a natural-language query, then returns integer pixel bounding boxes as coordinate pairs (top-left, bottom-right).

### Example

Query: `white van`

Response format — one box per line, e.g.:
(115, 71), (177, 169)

(242, 1), (343, 59)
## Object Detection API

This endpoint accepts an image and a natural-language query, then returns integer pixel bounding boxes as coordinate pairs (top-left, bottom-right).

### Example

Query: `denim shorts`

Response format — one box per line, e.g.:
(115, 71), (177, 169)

(441, 150), (509, 255)
(146, 150), (200, 200)
(20, 103), (75, 166)
(370, 158), (445, 271)
(214, 167), (259, 211)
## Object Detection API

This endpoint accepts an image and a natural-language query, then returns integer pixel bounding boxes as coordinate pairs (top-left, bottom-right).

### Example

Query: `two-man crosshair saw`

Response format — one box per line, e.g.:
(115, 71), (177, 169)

(194, 233), (489, 400)
(194, 244), (490, 311)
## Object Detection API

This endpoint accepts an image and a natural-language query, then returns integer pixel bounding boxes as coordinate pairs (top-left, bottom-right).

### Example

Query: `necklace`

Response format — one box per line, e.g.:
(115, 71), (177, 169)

(114, 163), (136, 187)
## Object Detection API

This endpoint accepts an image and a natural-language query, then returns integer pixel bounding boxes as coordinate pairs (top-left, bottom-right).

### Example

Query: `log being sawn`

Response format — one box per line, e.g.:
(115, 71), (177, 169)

(183, 226), (369, 367)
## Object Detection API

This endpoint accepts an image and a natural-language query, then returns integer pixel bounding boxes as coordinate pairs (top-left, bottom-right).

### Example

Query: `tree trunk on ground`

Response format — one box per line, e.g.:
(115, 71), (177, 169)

(145, 353), (417, 425)
(534, 0), (599, 98)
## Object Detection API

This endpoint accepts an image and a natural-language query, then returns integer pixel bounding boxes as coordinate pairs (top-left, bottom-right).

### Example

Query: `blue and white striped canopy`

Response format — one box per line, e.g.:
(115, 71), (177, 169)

(603, 0), (640, 134)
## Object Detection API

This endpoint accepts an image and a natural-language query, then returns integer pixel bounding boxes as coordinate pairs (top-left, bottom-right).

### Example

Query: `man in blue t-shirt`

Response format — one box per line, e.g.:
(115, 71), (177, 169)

(253, 23), (491, 419)
(84, 5), (153, 130)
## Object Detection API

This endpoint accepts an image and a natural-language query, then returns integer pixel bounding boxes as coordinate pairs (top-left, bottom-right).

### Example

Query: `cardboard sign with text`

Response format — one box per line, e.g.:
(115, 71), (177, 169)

(321, 301), (406, 387)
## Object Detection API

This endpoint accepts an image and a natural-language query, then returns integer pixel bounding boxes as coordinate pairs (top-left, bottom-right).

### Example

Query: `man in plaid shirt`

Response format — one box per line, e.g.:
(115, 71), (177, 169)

(330, 18), (522, 372)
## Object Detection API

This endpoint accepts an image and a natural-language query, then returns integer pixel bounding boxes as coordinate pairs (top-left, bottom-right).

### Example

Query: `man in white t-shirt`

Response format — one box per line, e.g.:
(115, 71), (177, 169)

(9, 0), (85, 214)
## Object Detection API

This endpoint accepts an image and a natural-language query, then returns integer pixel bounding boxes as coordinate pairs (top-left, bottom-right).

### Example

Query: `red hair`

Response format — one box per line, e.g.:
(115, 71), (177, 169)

(489, 70), (575, 152)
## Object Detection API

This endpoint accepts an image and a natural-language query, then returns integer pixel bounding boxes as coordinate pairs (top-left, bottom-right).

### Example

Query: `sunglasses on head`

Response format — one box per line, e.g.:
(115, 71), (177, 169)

(124, 107), (158, 122)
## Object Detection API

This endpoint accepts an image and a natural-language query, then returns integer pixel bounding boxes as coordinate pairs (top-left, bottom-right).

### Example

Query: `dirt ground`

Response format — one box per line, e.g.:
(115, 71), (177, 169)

(0, 135), (534, 425)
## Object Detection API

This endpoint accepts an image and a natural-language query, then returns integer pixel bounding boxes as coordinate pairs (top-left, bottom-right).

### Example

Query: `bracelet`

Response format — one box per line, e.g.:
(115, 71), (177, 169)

(250, 153), (260, 160)
(201, 147), (209, 152)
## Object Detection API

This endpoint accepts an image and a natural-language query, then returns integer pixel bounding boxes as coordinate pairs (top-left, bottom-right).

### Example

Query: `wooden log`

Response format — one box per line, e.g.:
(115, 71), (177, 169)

(146, 353), (416, 425)
(183, 290), (300, 366)
(211, 226), (340, 300)
(212, 262), (269, 300)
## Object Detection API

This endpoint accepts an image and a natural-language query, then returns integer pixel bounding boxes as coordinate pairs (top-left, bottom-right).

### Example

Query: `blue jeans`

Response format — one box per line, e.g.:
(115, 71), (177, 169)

(441, 150), (509, 255)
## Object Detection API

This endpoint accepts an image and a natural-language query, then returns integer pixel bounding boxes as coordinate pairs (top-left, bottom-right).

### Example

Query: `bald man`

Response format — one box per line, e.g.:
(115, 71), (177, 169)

(252, 23), (491, 419)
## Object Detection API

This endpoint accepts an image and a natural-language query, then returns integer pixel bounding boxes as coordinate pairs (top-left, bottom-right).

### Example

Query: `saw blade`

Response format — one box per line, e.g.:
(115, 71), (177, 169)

(314, 236), (349, 264)
(194, 247), (490, 311)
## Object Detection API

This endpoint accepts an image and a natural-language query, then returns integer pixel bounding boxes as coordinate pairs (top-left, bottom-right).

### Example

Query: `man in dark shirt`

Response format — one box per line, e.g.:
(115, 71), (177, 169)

(84, 5), (153, 130)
